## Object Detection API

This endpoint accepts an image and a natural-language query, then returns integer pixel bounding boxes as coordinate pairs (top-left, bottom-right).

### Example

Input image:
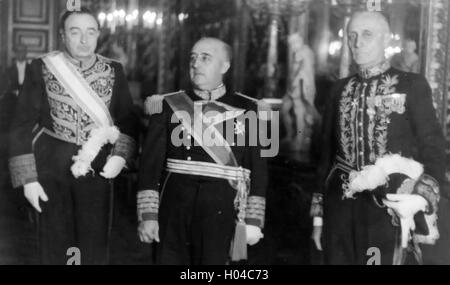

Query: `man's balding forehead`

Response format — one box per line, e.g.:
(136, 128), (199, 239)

(348, 11), (391, 34)
(193, 38), (232, 62)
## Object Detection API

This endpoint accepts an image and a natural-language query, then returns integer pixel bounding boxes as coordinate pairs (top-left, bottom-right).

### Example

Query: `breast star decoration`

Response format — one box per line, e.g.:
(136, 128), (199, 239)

(234, 120), (245, 135)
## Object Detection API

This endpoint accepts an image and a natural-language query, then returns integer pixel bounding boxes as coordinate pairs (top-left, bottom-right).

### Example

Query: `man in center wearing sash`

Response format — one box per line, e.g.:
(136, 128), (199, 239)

(137, 38), (268, 265)
(8, 8), (137, 264)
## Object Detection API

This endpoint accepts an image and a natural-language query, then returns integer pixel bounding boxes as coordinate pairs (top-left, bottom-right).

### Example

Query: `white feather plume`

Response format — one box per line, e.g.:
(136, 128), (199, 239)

(345, 154), (423, 199)
(71, 126), (120, 178)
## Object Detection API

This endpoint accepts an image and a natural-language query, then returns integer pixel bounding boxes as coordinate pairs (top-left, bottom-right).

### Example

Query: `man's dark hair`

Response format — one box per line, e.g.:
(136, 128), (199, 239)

(59, 7), (100, 32)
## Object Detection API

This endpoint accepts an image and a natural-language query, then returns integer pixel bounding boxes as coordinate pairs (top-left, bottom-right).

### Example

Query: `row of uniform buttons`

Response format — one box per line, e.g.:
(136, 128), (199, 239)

(357, 82), (368, 161)
(180, 124), (237, 162)
(181, 125), (192, 161)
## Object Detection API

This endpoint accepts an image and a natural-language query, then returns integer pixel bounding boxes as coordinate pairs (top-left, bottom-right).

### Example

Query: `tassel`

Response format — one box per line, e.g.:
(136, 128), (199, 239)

(145, 95), (164, 115)
(229, 174), (250, 262)
(230, 221), (247, 262)
(392, 227), (406, 265)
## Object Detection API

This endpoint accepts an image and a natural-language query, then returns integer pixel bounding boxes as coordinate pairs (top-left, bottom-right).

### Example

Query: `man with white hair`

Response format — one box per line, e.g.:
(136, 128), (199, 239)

(310, 11), (445, 264)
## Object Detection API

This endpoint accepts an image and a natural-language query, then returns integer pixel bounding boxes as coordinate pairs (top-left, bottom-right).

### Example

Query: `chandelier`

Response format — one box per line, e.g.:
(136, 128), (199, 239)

(98, 9), (139, 32)
(330, 0), (396, 15)
(97, 9), (189, 33)
(246, 0), (311, 16)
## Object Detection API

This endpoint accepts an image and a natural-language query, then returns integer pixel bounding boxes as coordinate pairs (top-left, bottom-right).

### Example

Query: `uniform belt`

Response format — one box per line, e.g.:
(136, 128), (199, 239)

(166, 158), (251, 181)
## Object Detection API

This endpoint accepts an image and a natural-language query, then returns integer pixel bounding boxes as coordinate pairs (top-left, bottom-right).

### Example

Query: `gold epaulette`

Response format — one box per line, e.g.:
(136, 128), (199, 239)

(144, 91), (185, 115)
(145, 95), (165, 115)
(235, 92), (272, 113)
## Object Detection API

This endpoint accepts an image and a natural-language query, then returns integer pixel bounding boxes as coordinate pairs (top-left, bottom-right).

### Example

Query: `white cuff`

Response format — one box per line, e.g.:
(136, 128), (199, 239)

(313, 217), (323, 227)
(416, 195), (428, 213)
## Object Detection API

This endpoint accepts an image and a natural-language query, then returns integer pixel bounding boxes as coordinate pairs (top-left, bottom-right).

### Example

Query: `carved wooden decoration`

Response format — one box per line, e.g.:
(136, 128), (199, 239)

(422, 0), (450, 147)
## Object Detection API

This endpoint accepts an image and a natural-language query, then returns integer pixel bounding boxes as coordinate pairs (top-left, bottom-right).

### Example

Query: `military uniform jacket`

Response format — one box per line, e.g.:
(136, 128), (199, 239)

(311, 62), (445, 217)
(9, 52), (138, 188)
(137, 87), (268, 229)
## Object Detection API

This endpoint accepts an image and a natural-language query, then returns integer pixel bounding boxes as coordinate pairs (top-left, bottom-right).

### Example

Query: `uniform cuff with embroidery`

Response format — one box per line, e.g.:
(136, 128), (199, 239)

(112, 133), (136, 166)
(9, 154), (38, 188)
(245, 196), (266, 229)
(137, 190), (159, 222)
(310, 193), (323, 217)
(413, 174), (440, 215)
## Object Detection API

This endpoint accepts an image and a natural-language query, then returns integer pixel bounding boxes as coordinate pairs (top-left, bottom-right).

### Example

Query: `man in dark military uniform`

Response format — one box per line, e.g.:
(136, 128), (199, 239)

(137, 38), (268, 265)
(9, 8), (137, 264)
(310, 11), (445, 265)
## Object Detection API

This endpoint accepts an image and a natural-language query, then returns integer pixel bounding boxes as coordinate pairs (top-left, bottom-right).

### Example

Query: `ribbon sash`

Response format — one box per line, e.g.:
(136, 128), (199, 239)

(164, 91), (239, 168)
(164, 91), (250, 262)
(42, 52), (113, 128)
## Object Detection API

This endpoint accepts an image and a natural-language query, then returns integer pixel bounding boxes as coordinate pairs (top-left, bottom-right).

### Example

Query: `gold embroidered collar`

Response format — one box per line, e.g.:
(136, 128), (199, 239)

(193, 84), (226, 101)
(358, 60), (391, 79)
(63, 52), (97, 71)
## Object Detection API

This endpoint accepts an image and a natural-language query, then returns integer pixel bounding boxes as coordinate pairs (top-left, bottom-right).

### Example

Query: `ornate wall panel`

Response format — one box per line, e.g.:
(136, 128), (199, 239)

(13, 28), (49, 53)
(6, 0), (64, 65)
(13, 0), (49, 24)
(422, 0), (450, 151)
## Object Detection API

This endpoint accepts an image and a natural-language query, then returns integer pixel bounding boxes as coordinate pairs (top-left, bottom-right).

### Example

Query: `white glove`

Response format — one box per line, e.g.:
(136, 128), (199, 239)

(383, 193), (428, 248)
(138, 220), (160, 243)
(100, 156), (126, 179)
(312, 226), (323, 251)
(246, 225), (264, 246)
(312, 217), (323, 251)
(24, 182), (49, 213)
